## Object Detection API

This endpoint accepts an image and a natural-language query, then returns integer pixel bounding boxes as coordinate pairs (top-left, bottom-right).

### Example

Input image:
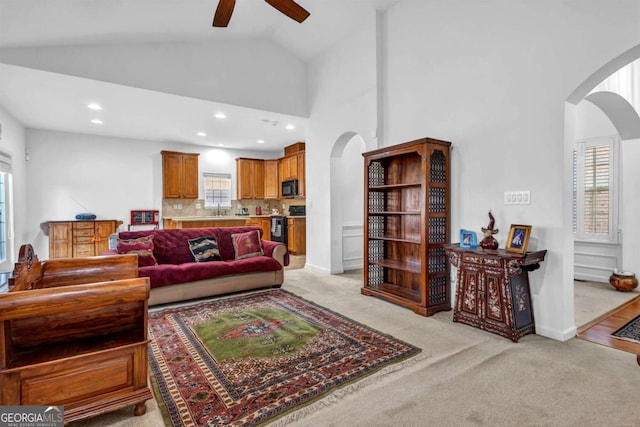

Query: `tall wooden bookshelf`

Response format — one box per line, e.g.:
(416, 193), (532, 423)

(362, 138), (452, 316)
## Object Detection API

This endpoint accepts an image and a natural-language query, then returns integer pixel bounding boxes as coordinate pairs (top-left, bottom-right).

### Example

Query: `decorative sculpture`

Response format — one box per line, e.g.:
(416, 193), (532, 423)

(480, 210), (499, 250)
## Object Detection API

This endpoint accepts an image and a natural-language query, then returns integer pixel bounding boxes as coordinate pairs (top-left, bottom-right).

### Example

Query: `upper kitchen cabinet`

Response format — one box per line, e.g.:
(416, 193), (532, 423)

(279, 143), (305, 198)
(296, 152), (305, 197)
(237, 158), (265, 200)
(161, 151), (199, 199)
(264, 159), (279, 199)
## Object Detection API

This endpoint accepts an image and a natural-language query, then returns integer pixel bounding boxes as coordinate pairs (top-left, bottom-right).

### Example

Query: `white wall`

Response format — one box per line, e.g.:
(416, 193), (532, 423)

(26, 129), (280, 258)
(379, 0), (640, 340)
(0, 39), (308, 117)
(0, 105), (27, 264)
(306, 0), (640, 340)
(621, 138), (640, 277)
(306, 8), (378, 273)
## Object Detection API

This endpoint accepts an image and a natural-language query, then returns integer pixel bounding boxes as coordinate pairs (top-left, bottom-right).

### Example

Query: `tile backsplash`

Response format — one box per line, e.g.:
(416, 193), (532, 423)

(162, 199), (305, 217)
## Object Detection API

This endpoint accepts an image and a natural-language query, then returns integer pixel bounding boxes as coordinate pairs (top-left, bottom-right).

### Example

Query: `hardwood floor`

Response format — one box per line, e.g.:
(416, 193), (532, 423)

(577, 295), (640, 354)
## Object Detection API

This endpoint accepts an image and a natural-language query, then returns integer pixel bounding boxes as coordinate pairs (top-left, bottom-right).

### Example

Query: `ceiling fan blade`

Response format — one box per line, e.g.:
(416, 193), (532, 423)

(213, 0), (236, 27)
(264, 0), (310, 23)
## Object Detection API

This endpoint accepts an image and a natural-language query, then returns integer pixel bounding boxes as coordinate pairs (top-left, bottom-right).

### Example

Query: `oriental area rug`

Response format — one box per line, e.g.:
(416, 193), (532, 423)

(147, 289), (421, 426)
(612, 314), (640, 344)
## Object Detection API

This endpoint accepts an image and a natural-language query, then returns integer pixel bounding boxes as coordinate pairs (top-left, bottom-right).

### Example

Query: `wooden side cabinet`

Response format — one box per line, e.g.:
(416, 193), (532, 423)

(42, 220), (122, 259)
(161, 151), (199, 199)
(444, 244), (547, 342)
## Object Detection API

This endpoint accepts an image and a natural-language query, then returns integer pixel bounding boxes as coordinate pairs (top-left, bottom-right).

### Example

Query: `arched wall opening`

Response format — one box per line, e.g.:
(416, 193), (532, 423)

(565, 44), (640, 329)
(329, 132), (367, 274)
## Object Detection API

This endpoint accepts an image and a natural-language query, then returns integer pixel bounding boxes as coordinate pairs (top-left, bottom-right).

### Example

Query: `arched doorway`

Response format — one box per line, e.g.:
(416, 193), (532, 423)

(566, 46), (640, 327)
(329, 132), (367, 274)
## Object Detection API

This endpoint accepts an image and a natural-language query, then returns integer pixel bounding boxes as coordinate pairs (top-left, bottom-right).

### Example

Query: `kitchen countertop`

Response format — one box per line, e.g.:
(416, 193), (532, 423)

(163, 215), (276, 221)
(163, 215), (306, 221)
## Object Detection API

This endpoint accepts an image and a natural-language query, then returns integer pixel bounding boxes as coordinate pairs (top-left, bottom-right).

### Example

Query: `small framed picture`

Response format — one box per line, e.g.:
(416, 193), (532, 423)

(459, 229), (477, 249)
(506, 224), (532, 254)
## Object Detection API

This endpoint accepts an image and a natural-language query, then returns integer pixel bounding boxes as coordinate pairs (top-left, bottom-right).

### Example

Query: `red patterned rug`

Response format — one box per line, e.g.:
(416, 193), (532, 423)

(148, 289), (421, 426)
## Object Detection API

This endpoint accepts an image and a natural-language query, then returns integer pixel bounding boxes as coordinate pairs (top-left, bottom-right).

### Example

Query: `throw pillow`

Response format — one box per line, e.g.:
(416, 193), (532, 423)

(231, 230), (264, 260)
(117, 235), (158, 267)
(188, 236), (221, 262)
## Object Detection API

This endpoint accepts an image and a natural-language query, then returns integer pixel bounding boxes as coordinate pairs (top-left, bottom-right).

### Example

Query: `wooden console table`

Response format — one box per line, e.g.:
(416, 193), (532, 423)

(444, 244), (547, 342)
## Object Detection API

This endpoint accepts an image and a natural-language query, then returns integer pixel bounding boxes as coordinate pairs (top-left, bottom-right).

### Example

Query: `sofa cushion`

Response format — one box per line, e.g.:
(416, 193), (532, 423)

(188, 236), (221, 262)
(116, 235), (158, 267)
(138, 255), (282, 289)
(119, 226), (264, 263)
(231, 230), (264, 259)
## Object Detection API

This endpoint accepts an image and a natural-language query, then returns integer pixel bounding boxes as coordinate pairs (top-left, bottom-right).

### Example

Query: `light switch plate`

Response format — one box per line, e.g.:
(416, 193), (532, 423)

(504, 190), (531, 205)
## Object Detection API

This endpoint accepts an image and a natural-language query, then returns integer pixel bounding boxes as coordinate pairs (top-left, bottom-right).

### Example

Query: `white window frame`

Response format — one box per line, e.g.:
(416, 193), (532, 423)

(0, 151), (13, 271)
(573, 135), (619, 244)
(203, 173), (232, 209)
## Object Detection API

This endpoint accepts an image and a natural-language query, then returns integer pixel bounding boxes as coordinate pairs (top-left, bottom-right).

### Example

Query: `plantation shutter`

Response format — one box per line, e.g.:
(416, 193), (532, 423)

(583, 145), (610, 235)
(573, 136), (618, 242)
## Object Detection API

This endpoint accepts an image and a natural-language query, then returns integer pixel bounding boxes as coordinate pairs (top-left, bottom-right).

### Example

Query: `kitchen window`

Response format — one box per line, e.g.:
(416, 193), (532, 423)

(203, 173), (232, 208)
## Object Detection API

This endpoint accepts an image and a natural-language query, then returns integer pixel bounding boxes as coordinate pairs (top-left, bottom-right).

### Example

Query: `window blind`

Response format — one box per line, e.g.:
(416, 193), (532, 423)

(203, 173), (232, 208)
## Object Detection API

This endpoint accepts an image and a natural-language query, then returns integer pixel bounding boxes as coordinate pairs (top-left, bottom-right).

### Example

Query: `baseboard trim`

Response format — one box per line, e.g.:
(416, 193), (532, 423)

(535, 324), (577, 342)
(304, 263), (331, 274)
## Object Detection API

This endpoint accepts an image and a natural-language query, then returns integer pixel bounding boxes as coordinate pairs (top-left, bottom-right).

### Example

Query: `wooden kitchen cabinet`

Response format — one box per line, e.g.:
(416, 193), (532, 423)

(278, 152), (305, 197)
(362, 138), (452, 317)
(444, 245), (547, 342)
(161, 151), (199, 199)
(287, 217), (306, 255)
(245, 217), (271, 240)
(264, 159), (279, 199)
(279, 155), (298, 181)
(296, 152), (305, 197)
(42, 220), (122, 259)
(236, 158), (265, 200)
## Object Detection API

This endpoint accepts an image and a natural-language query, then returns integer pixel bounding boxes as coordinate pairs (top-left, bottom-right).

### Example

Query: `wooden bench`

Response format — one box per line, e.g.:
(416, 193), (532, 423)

(0, 244), (153, 423)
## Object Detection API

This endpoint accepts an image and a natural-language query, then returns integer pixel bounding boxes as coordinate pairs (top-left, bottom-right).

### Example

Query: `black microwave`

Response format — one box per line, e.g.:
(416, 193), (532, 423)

(282, 179), (298, 198)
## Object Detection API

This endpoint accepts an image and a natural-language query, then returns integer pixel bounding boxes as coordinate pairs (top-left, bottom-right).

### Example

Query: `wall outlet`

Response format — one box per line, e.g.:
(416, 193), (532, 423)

(195, 202), (202, 209)
(504, 191), (531, 205)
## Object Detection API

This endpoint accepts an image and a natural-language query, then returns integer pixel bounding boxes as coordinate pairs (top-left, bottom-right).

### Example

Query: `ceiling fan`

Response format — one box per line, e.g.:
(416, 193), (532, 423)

(213, 0), (310, 27)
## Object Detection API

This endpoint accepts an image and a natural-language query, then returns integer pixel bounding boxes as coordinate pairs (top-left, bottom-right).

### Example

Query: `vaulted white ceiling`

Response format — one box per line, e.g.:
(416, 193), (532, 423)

(0, 0), (397, 151)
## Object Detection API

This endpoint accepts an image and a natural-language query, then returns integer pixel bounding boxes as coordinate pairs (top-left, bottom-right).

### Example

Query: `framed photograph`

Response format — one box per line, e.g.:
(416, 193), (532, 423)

(459, 229), (477, 249)
(506, 224), (532, 254)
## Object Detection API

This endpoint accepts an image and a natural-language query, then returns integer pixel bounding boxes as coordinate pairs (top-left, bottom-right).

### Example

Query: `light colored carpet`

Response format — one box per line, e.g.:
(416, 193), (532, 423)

(72, 270), (640, 427)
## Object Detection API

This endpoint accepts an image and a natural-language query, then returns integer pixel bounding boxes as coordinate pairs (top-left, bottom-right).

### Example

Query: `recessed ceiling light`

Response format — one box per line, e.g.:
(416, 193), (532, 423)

(285, 124), (295, 130)
(90, 119), (103, 124)
(197, 132), (207, 137)
(257, 139), (265, 144)
(88, 103), (102, 111)
(218, 143), (225, 147)
(214, 112), (226, 119)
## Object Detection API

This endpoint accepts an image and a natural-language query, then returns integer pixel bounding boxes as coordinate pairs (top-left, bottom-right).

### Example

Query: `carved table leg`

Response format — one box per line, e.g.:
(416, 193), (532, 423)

(134, 402), (147, 416)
